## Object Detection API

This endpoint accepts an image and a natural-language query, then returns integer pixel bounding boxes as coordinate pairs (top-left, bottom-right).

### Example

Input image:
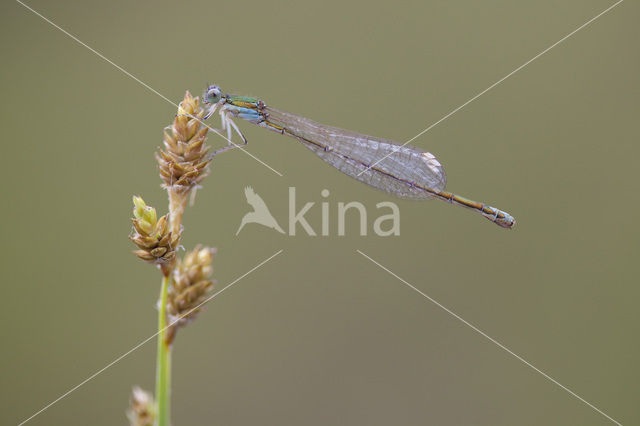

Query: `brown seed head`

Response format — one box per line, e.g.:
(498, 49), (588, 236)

(166, 244), (216, 344)
(129, 196), (181, 274)
(156, 91), (211, 194)
(126, 386), (155, 426)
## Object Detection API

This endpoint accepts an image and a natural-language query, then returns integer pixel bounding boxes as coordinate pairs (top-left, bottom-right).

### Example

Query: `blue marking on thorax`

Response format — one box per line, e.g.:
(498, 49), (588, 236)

(224, 104), (262, 123)
(228, 105), (256, 115)
(238, 112), (262, 123)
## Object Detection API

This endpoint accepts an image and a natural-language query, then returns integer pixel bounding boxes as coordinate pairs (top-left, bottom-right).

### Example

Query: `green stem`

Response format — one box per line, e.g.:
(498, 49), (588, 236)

(155, 274), (171, 426)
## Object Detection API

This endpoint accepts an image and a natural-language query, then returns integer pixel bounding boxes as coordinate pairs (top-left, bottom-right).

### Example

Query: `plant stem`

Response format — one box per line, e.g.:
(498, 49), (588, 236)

(155, 274), (171, 426)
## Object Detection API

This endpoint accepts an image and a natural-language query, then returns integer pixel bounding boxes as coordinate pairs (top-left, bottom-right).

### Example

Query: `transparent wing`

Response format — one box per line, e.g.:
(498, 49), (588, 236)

(265, 107), (446, 199)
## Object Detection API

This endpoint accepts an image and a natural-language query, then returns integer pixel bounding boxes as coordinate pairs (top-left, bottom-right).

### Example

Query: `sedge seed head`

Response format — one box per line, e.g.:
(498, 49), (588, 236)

(126, 386), (155, 426)
(165, 245), (217, 344)
(156, 91), (212, 194)
(129, 196), (181, 271)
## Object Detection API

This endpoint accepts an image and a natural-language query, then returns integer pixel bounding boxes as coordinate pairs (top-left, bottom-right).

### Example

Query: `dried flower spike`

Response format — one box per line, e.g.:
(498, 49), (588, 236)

(130, 196), (181, 275)
(166, 245), (216, 344)
(157, 91), (212, 235)
(126, 386), (155, 426)
(157, 91), (211, 192)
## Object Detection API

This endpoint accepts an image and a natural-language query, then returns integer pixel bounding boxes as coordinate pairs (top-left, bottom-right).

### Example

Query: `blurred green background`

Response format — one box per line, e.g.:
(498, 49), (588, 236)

(1, 0), (637, 424)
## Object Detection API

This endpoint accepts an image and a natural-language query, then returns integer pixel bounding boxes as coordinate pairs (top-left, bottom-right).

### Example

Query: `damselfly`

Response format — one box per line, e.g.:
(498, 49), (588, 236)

(200, 84), (515, 229)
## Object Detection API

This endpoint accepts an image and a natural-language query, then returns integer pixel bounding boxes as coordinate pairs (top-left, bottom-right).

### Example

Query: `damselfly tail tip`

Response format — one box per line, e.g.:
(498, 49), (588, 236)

(496, 213), (515, 229)
(480, 206), (515, 229)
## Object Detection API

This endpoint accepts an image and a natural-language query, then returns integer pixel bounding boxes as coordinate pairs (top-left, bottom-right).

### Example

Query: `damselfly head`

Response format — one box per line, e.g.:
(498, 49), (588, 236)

(203, 85), (222, 104)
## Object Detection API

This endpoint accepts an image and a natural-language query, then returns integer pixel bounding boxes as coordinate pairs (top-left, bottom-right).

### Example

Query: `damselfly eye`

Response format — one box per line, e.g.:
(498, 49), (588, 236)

(204, 85), (221, 104)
